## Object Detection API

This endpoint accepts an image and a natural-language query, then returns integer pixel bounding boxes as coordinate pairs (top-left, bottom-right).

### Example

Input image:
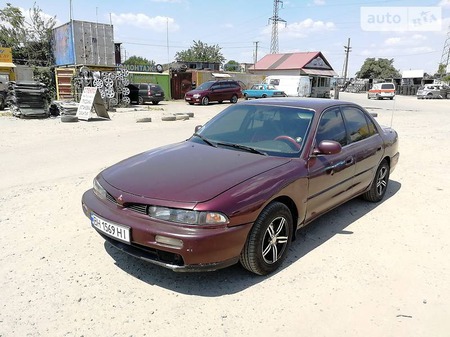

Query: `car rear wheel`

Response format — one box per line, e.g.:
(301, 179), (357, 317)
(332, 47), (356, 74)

(244, 93), (249, 100)
(0, 96), (5, 110)
(152, 101), (159, 105)
(240, 202), (293, 275)
(262, 94), (267, 98)
(138, 96), (144, 105)
(362, 159), (390, 202)
(230, 95), (238, 104)
(201, 96), (209, 105)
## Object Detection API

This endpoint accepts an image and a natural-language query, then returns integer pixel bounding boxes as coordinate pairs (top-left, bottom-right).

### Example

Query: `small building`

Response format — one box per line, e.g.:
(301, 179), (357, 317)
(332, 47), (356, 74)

(249, 52), (337, 98)
(401, 70), (424, 86)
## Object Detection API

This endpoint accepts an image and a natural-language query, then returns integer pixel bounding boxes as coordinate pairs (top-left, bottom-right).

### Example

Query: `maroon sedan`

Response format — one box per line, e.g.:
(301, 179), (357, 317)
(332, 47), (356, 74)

(82, 98), (399, 275)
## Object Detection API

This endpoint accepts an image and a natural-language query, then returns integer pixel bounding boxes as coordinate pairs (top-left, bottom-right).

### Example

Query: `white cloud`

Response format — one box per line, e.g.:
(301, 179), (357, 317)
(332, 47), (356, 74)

(313, 0), (326, 5)
(438, 0), (450, 8)
(111, 13), (179, 32)
(384, 34), (427, 46)
(282, 18), (335, 38)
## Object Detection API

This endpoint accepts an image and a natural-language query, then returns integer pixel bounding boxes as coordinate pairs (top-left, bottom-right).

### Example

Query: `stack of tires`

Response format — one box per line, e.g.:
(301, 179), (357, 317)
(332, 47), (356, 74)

(7, 81), (50, 118)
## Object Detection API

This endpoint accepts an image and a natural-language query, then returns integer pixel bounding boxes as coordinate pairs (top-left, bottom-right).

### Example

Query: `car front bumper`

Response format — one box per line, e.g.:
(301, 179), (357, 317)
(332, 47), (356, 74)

(81, 189), (253, 272)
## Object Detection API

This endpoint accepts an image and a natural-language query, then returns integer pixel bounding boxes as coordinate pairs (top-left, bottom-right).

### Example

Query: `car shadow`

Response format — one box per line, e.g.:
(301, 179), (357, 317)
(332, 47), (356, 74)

(104, 180), (401, 296)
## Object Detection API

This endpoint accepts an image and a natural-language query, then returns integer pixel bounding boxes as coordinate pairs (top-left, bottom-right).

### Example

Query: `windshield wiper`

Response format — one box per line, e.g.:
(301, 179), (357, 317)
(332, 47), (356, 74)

(193, 133), (217, 147)
(216, 142), (267, 156)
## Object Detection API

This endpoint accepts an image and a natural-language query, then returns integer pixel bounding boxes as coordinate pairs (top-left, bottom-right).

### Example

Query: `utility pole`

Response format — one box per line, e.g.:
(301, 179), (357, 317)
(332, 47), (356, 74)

(343, 38), (352, 85)
(253, 41), (259, 64)
(269, 0), (287, 54)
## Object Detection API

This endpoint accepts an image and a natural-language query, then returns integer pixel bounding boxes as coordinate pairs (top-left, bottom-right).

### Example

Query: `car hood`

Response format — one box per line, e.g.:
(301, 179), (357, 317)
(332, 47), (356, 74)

(101, 141), (291, 203)
(185, 89), (205, 95)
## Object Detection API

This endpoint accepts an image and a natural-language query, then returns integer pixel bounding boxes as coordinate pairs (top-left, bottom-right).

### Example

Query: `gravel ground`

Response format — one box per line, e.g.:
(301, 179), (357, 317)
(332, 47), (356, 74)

(0, 93), (449, 337)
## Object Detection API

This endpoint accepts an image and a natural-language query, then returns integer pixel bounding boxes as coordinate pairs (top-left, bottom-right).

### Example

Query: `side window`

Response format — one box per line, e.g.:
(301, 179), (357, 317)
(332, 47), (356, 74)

(316, 107), (347, 146)
(341, 106), (375, 143)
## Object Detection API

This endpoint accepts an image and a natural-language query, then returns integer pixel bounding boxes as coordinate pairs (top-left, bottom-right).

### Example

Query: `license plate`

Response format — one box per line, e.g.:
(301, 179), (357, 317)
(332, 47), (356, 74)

(91, 213), (130, 243)
(185, 97), (191, 100)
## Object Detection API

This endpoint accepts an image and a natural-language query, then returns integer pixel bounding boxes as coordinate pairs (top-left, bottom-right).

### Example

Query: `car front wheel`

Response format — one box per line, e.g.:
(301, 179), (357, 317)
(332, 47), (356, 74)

(230, 95), (238, 104)
(138, 96), (144, 105)
(362, 159), (390, 202)
(240, 202), (293, 275)
(201, 96), (209, 105)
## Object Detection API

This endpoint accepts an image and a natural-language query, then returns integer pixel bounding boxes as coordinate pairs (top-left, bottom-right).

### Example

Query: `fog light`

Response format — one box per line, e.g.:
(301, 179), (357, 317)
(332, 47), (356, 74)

(155, 235), (183, 248)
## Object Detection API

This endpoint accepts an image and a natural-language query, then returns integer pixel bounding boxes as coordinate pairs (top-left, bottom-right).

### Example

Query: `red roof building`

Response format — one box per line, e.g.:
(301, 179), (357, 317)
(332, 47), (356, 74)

(250, 52), (337, 97)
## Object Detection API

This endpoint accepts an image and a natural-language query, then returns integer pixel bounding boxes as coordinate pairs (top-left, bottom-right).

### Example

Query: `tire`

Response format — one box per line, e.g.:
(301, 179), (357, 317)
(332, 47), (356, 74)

(138, 96), (144, 105)
(175, 113), (189, 120)
(362, 160), (390, 202)
(244, 93), (249, 100)
(240, 202), (293, 275)
(161, 115), (176, 121)
(230, 95), (238, 104)
(0, 96), (4, 110)
(201, 96), (209, 105)
(152, 101), (159, 105)
(61, 115), (78, 123)
(188, 102), (194, 105)
(136, 117), (152, 123)
(262, 94), (267, 98)
(218, 101), (223, 104)
(367, 94), (370, 99)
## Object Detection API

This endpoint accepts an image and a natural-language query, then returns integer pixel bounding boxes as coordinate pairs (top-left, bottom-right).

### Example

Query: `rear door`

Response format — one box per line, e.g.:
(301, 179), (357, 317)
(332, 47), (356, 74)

(340, 105), (384, 194)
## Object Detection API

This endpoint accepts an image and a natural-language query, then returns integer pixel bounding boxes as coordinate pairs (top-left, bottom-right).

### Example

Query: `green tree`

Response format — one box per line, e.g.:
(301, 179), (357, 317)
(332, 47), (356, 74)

(123, 55), (155, 66)
(356, 58), (401, 79)
(175, 40), (225, 63)
(0, 2), (56, 66)
(224, 60), (240, 72)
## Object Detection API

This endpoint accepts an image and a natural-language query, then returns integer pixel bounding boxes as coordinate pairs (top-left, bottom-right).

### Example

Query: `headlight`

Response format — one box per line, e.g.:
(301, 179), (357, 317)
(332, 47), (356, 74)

(93, 178), (107, 200)
(193, 94), (201, 98)
(148, 206), (229, 226)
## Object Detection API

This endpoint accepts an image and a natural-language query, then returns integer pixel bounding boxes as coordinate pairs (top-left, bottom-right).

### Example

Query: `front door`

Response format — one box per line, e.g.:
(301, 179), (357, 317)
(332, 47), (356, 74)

(306, 107), (355, 221)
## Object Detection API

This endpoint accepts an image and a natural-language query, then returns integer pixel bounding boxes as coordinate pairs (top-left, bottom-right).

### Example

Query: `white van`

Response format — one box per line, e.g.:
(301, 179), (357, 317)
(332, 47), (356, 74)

(265, 75), (311, 97)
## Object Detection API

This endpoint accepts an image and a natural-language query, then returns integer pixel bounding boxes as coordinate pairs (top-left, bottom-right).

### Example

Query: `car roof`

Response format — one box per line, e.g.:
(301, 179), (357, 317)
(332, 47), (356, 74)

(238, 97), (361, 113)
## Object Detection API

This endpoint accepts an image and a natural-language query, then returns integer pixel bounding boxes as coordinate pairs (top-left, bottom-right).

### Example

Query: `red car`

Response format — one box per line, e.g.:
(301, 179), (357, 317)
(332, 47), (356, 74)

(82, 98), (399, 275)
(184, 80), (242, 105)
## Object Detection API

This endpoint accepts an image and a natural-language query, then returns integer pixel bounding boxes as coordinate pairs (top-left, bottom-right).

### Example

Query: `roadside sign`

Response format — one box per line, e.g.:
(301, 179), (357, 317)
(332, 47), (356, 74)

(76, 87), (109, 120)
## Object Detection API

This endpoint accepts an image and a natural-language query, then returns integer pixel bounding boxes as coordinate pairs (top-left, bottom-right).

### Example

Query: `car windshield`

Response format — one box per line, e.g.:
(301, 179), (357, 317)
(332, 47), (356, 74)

(196, 81), (214, 90)
(191, 104), (314, 157)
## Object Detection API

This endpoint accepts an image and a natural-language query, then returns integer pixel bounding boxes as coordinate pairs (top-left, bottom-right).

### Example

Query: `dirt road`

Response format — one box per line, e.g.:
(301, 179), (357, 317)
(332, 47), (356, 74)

(1, 93), (449, 336)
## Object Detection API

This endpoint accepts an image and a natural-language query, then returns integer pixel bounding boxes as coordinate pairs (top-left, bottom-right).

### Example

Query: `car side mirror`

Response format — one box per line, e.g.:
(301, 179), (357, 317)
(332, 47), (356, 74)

(313, 140), (342, 155)
(195, 125), (203, 133)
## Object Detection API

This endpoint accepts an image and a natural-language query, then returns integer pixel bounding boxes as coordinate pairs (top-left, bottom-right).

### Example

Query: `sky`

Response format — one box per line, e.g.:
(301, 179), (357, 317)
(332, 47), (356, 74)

(3, 0), (450, 77)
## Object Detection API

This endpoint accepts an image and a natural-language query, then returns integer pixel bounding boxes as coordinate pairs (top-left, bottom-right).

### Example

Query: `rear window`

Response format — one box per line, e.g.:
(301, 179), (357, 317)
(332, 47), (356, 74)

(381, 84), (394, 89)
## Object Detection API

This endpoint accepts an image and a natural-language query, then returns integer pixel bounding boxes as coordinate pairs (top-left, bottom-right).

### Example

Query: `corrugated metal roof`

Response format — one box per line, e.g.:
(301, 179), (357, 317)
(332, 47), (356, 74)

(252, 52), (335, 72)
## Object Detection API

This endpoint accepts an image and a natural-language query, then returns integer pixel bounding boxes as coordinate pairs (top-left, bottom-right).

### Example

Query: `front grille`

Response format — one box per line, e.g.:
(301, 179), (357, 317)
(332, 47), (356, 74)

(106, 191), (118, 205)
(126, 203), (148, 214)
(105, 191), (148, 215)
